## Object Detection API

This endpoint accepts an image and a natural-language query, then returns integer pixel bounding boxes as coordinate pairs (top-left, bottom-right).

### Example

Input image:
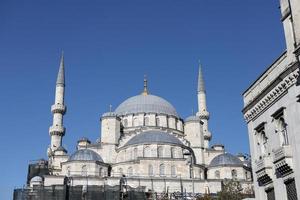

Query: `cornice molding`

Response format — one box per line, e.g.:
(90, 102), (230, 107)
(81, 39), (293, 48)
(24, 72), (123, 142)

(244, 68), (299, 123)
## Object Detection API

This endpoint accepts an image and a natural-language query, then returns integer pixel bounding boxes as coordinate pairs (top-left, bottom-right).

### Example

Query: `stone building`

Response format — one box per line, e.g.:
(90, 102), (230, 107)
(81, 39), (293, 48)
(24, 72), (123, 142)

(242, 0), (300, 199)
(20, 57), (252, 197)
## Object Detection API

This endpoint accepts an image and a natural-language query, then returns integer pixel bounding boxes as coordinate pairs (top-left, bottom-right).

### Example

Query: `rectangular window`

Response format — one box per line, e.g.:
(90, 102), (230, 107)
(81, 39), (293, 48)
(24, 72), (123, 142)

(285, 179), (298, 200)
(266, 188), (276, 200)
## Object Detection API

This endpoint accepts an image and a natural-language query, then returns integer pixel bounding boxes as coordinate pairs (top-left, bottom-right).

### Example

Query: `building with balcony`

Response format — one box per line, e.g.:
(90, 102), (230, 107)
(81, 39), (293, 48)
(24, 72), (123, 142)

(242, 0), (300, 199)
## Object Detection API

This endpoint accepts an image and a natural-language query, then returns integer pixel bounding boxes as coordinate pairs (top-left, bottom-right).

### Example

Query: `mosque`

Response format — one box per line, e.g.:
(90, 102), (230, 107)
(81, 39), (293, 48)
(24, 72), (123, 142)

(23, 55), (253, 197)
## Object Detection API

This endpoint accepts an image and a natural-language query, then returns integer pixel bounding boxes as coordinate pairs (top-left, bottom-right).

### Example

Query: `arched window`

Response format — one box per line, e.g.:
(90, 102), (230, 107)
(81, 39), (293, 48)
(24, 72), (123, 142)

(231, 169), (237, 179)
(159, 164), (165, 176)
(127, 167), (133, 177)
(144, 146), (151, 157)
(67, 166), (71, 177)
(123, 119), (128, 127)
(158, 146), (164, 158)
(99, 167), (103, 177)
(156, 117), (160, 127)
(133, 117), (139, 127)
(244, 171), (249, 180)
(148, 164), (154, 176)
(119, 168), (123, 176)
(111, 169), (114, 177)
(145, 117), (149, 126)
(171, 147), (176, 158)
(278, 117), (289, 146)
(215, 170), (220, 179)
(260, 131), (267, 156)
(171, 165), (176, 177)
(133, 147), (138, 160)
(81, 165), (87, 176)
(199, 169), (203, 179)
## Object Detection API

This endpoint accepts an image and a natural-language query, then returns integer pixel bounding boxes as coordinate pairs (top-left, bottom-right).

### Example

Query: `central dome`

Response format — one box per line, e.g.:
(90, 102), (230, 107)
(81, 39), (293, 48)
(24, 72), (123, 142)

(123, 131), (183, 147)
(115, 94), (178, 117)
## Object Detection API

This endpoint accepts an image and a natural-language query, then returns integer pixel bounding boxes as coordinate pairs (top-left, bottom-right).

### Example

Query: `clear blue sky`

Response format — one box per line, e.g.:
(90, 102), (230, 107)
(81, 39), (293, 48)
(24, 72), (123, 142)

(0, 0), (285, 199)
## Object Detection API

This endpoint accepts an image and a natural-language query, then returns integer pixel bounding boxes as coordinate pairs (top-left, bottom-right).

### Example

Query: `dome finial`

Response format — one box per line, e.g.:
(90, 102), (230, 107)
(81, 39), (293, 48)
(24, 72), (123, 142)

(142, 75), (149, 95)
(109, 104), (112, 113)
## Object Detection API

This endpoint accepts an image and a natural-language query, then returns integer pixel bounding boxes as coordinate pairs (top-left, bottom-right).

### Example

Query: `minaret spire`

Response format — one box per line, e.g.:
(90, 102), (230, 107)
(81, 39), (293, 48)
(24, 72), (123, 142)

(196, 61), (211, 148)
(56, 52), (65, 86)
(142, 75), (149, 95)
(198, 63), (205, 93)
(49, 52), (67, 154)
(197, 62), (208, 113)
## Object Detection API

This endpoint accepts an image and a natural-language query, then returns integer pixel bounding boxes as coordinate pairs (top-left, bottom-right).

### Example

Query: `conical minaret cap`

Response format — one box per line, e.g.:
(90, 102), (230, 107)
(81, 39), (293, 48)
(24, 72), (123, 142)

(56, 52), (65, 86)
(197, 63), (205, 93)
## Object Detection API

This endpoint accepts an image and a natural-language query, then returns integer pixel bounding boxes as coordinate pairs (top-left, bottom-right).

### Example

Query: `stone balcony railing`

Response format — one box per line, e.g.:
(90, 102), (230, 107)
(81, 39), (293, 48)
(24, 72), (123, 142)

(272, 145), (293, 177)
(49, 125), (65, 136)
(255, 156), (272, 172)
(51, 104), (66, 114)
(273, 145), (292, 162)
(255, 156), (273, 186)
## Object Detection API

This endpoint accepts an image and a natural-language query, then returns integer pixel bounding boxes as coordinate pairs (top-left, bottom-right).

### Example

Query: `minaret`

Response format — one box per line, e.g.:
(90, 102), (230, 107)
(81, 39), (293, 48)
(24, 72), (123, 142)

(196, 64), (211, 148)
(49, 53), (66, 152)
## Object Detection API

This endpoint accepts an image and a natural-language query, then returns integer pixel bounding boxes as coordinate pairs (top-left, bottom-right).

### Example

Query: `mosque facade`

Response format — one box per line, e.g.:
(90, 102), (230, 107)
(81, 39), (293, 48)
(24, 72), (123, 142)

(24, 58), (252, 197)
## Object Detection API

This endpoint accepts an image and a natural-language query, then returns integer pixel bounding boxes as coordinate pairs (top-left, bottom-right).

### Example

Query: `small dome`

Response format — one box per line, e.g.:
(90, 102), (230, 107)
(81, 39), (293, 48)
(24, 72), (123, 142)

(123, 131), (183, 147)
(185, 115), (201, 122)
(78, 137), (91, 144)
(115, 94), (178, 117)
(31, 176), (43, 182)
(69, 149), (103, 162)
(209, 153), (243, 168)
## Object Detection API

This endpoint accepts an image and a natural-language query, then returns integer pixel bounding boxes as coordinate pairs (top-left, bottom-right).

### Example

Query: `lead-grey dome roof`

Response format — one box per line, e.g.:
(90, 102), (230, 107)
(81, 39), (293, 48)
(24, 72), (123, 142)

(115, 94), (178, 117)
(123, 131), (183, 147)
(69, 149), (103, 162)
(209, 153), (243, 168)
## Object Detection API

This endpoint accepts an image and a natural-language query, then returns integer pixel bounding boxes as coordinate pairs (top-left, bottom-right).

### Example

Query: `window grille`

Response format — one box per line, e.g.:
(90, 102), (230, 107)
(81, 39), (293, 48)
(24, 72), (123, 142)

(266, 188), (275, 200)
(285, 179), (298, 200)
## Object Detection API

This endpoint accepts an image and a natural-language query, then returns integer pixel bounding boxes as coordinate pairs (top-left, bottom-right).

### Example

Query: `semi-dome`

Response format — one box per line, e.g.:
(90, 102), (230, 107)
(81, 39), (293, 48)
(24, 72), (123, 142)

(209, 153), (243, 168)
(115, 94), (178, 117)
(31, 176), (43, 182)
(123, 131), (183, 147)
(30, 176), (43, 186)
(69, 149), (103, 162)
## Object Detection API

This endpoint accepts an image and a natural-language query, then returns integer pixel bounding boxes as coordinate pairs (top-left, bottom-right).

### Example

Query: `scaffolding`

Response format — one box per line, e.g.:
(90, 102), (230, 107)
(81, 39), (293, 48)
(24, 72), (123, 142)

(13, 185), (147, 200)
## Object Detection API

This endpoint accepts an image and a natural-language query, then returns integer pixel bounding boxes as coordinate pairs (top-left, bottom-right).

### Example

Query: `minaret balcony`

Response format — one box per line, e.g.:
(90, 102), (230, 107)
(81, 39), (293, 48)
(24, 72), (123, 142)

(255, 156), (273, 186)
(51, 104), (66, 114)
(197, 111), (210, 120)
(272, 145), (293, 177)
(49, 125), (65, 136)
